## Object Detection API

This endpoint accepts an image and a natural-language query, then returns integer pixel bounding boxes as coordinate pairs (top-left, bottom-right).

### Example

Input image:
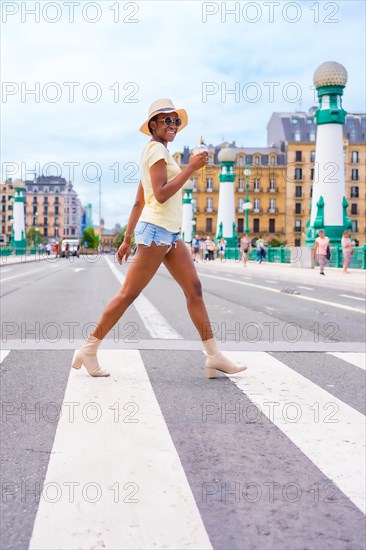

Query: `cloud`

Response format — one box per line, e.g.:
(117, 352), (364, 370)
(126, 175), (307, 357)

(2, 0), (365, 227)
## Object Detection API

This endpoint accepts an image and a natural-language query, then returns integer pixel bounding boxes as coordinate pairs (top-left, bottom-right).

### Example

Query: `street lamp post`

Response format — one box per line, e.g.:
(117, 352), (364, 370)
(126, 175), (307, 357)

(35, 210), (39, 251)
(244, 161), (251, 234)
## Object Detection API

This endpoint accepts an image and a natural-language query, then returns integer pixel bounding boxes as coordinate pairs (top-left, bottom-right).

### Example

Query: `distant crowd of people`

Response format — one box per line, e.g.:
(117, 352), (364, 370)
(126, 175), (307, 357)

(190, 229), (357, 275)
(190, 233), (267, 266)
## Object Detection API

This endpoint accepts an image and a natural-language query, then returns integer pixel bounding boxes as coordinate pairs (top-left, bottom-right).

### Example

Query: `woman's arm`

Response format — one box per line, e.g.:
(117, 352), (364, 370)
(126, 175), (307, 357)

(150, 151), (207, 204)
(116, 182), (145, 264)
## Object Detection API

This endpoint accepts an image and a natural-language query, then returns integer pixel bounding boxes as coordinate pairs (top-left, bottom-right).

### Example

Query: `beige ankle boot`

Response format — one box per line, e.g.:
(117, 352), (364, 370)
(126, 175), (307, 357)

(71, 336), (110, 377)
(203, 337), (247, 379)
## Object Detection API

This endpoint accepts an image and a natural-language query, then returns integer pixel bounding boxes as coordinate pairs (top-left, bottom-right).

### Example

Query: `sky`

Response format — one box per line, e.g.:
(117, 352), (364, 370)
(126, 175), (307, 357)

(2, 0), (365, 228)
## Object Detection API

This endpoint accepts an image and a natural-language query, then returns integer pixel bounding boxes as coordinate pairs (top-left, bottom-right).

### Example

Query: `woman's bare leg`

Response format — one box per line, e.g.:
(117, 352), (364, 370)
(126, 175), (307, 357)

(91, 244), (169, 340)
(163, 240), (213, 340)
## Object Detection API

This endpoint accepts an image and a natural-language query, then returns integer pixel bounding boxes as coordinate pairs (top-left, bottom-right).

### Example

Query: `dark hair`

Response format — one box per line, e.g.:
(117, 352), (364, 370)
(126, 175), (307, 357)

(148, 115), (158, 135)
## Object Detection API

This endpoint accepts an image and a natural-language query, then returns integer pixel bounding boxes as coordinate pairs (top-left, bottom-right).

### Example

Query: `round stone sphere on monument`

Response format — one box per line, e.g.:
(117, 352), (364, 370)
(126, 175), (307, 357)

(217, 147), (237, 163)
(313, 61), (348, 88)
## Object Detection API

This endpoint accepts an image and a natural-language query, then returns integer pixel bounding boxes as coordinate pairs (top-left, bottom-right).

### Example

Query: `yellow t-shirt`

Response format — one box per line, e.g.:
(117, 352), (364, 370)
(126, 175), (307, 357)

(139, 141), (182, 233)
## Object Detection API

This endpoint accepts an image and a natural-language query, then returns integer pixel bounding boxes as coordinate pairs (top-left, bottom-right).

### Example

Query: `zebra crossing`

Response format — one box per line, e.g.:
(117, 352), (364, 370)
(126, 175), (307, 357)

(1, 348), (365, 550)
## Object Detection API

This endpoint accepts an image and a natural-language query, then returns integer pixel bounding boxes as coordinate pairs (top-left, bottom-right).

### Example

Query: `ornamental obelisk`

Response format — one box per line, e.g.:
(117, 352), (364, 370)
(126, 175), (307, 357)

(306, 61), (352, 245)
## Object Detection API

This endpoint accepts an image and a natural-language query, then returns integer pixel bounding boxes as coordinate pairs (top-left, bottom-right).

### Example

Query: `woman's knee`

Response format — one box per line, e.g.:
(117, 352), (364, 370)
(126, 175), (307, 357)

(118, 288), (141, 304)
(186, 279), (203, 299)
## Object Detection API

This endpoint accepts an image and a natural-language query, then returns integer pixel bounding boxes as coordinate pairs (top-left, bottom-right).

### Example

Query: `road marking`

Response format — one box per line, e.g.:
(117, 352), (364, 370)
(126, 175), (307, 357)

(298, 286), (314, 291)
(327, 352), (366, 371)
(199, 273), (366, 314)
(29, 350), (212, 550)
(340, 294), (365, 302)
(223, 351), (366, 514)
(0, 268), (44, 282)
(0, 350), (10, 363)
(105, 257), (182, 339)
(265, 280), (277, 284)
(73, 268), (86, 272)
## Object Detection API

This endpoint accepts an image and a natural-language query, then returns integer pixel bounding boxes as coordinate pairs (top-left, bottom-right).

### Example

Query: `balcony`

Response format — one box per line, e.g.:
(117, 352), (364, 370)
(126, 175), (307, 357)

(267, 208), (279, 214)
(205, 208), (217, 213)
(294, 226), (302, 232)
(267, 187), (279, 193)
(253, 207), (263, 214)
(253, 187), (263, 193)
(294, 194), (303, 199)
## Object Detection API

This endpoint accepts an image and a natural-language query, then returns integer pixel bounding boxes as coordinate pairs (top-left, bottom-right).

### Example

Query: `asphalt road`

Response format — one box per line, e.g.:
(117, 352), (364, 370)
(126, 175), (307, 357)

(1, 255), (365, 550)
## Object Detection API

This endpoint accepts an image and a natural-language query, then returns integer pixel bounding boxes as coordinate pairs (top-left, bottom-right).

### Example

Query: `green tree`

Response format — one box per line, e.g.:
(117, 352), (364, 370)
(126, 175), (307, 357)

(26, 227), (36, 246)
(82, 227), (99, 249)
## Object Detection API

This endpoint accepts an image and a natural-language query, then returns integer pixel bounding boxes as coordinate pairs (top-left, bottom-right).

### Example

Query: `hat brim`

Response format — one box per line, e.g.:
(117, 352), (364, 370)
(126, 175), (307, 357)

(139, 108), (188, 136)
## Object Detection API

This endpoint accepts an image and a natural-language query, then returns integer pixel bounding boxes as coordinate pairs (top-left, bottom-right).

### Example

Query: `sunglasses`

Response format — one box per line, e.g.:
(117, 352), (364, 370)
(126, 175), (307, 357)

(157, 116), (182, 127)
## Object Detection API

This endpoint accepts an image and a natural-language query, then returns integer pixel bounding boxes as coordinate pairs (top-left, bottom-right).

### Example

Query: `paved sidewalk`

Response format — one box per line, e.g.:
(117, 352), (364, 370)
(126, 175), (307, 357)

(196, 258), (366, 294)
(0, 253), (58, 266)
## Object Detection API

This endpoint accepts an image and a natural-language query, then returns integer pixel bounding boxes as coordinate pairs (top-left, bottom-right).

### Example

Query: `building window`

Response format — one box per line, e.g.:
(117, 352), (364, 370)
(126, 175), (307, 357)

(238, 156), (244, 166)
(295, 168), (302, 180)
(351, 203), (357, 215)
(44, 227), (48, 237)
(206, 218), (212, 233)
(253, 218), (260, 233)
(310, 150), (316, 162)
(291, 117), (298, 125)
(206, 197), (213, 212)
(295, 203), (301, 214)
(310, 168), (314, 180)
(191, 198), (197, 213)
(294, 130), (301, 141)
(349, 130), (357, 142)
(351, 151), (359, 163)
(237, 218), (244, 233)
(238, 179), (244, 191)
(44, 196), (48, 204)
(309, 131), (316, 141)
(33, 206), (37, 214)
(55, 206), (59, 215)
(238, 198), (244, 212)
(43, 206), (48, 215)
(295, 186), (302, 198)
(269, 198), (276, 212)
(71, 228), (75, 236)
(269, 179), (276, 191)
(206, 178), (213, 192)
(351, 186), (359, 198)
(269, 219), (275, 233)
(295, 151), (302, 162)
(307, 118), (313, 125)
(33, 188), (38, 193)
(191, 178), (197, 191)
(351, 220), (358, 233)
(295, 219), (302, 232)
(295, 238), (301, 246)
(253, 198), (260, 212)
(254, 156), (260, 165)
(351, 169), (358, 181)
(44, 217), (48, 226)
(253, 179), (260, 191)
(33, 197), (37, 204)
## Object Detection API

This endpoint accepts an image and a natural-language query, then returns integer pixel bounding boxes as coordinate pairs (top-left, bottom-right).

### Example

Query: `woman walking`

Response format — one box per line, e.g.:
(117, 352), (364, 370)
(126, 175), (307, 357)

(72, 99), (247, 379)
(313, 229), (330, 275)
(341, 230), (355, 273)
(240, 234), (251, 267)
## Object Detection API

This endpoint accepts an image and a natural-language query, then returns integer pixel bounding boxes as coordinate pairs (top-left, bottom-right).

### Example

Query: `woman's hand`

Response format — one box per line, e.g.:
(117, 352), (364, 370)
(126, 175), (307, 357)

(116, 240), (132, 264)
(189, 151), (208, 170)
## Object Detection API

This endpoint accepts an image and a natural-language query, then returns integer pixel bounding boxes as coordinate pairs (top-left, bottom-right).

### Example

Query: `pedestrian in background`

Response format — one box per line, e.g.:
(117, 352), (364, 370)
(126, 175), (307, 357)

(217, 238), (226, 262)
(205, 236), (215, 261)
(341, 229), (355, 274)
(256, 236), (266, 263)
(191, 234), (201, 262)
(72, 98), (247, 379)
(313, 229), (330, 275)
(240, 234), (251, 267)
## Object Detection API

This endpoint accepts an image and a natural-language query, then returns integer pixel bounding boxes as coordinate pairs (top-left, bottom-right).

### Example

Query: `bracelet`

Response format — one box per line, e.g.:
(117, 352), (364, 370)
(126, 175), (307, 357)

(124, 232), (134, 238)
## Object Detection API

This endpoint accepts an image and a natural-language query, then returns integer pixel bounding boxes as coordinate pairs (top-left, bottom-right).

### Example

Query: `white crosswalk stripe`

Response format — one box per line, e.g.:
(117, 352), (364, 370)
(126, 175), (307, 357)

(28, 350), (212, 550)
(1, 348), (365, 549)
(327, 352), (366, 370)
(223, 351), (366, 514)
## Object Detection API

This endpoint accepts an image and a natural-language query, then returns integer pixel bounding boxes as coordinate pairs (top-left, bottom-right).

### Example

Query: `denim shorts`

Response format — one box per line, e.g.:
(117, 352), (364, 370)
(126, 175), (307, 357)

(134, 221), (181, 250)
